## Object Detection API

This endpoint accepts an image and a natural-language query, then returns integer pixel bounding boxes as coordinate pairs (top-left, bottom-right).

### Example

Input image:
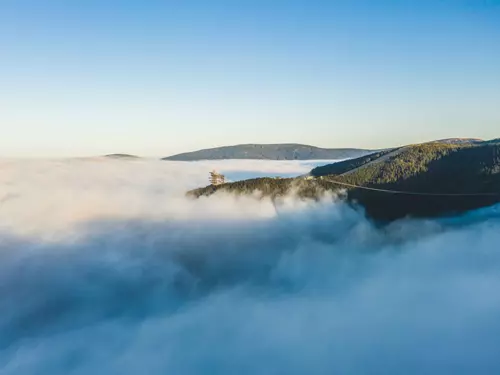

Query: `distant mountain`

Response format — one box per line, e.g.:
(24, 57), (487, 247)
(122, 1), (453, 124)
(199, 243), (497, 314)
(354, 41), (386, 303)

(163, 144), (372, 161)
(104, 154), (140, 159)
(189, 141), (500, 221)
(485, 138), (500, 144)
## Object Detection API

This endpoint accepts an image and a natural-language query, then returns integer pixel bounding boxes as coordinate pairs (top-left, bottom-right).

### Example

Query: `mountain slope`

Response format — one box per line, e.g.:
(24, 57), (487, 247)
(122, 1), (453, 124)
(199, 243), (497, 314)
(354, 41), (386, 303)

(432, 138), (483, 144)
(189, 142), (500, 221)
(163, 144), (372, 161)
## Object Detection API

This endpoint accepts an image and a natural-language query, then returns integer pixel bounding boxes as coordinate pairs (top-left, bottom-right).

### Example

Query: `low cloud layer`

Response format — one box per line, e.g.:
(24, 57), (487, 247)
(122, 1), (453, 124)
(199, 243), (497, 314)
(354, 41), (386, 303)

(1, 158), (500, 374)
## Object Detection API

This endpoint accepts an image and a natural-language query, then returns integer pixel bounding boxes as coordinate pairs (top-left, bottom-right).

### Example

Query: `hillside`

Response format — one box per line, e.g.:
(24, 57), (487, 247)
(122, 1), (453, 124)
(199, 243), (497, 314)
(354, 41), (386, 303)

(188, 141), (500, 221)
(432, 138), (483, 144)
(163, 144), (372, 161)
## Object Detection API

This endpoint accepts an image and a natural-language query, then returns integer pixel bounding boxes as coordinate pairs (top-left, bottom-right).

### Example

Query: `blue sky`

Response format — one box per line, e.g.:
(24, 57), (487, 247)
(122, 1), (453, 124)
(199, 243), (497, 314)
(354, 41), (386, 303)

(1, 0), (499, 157)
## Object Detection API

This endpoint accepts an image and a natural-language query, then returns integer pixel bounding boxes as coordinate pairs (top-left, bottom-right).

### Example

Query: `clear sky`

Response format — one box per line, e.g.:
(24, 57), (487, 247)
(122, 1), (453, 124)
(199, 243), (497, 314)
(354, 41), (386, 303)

(1, 0), (499, 157)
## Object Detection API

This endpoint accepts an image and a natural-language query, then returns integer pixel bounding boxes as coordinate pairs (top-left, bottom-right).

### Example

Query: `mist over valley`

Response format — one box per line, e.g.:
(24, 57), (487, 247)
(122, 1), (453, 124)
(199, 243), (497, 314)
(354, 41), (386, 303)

(1, 158), (500, 374)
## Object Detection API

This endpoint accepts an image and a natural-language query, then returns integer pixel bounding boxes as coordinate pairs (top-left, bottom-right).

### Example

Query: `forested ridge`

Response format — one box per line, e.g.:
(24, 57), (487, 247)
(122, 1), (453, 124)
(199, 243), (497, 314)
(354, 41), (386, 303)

(164, 144), (371, 161)
(188, 141), (500, 221)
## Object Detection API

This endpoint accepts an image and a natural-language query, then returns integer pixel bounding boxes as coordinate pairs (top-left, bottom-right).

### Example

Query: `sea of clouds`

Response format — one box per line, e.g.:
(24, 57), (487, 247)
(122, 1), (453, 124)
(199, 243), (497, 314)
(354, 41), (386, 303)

(1, 157), (500, 374)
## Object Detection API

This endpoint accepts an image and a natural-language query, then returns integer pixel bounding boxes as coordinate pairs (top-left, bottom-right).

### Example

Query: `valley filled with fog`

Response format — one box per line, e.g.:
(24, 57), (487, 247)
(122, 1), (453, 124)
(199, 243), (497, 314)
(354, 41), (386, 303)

(1, 158), (500, 374)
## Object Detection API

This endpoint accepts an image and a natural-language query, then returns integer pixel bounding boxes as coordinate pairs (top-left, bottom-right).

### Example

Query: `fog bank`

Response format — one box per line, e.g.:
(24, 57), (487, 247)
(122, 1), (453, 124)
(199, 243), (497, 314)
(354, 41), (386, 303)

(0, 158), (499, 374)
